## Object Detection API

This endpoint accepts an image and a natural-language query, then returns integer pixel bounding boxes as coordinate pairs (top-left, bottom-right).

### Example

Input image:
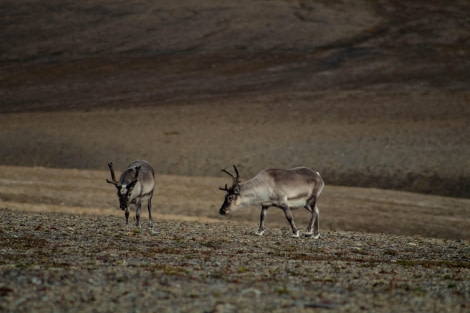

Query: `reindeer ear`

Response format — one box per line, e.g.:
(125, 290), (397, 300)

(234, 185), (240, 195)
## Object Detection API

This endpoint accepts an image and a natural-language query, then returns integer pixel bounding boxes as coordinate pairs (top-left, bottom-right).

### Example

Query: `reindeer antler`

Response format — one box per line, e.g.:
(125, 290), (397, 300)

(232, 165), (239, 181)
(220, 165), (241, 192)
(219, 184), (230, 192)
(221, 168), (235, 178)
(106, 162), (120, 186)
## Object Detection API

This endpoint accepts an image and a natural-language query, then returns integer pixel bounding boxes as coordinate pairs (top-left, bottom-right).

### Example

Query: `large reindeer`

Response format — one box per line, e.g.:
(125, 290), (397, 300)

(219, 165), (324, 238)
(106, 160), (155, 228)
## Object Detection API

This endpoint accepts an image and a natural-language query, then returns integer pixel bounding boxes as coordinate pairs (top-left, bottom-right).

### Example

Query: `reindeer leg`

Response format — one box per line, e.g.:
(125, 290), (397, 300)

(305, 203), (314, 237)
(256, 206), (269, 236)
(135, 200), (142, 228)
(281, 204), (299, 238)
(305, 198), (320, 239)
(312, 204), (320, 239)
(147, 196), (153, 228)
(125, 207), (130, 227)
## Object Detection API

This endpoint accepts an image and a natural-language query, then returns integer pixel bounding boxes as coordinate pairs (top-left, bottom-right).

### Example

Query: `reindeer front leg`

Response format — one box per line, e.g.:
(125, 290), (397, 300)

(125, 207), (130, 227)
(281, 205), (299, 238)
(256, 206), (269, 236)
(135, 200), (142, 228)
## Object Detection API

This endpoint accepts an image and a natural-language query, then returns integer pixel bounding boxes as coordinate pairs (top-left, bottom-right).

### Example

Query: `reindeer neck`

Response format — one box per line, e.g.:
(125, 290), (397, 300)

(239, 177), (268, 205)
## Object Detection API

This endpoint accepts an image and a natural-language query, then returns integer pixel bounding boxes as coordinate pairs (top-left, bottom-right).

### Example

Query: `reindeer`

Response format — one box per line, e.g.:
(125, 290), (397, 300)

(106, 160), (155, 228)
(219, 165), (324, 238)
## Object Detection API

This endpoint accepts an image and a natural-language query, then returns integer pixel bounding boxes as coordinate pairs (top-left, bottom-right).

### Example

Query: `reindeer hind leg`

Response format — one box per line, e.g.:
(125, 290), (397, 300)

(312, 203), (320, 239)
(147, 196), (153, 228)
(305, 197), (320, 239)
(256, 206), (269, 236)
(305, 203), (315, 237)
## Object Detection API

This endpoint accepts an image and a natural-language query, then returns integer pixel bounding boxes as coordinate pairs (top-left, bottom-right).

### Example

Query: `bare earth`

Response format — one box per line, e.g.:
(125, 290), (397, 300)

(1, 0), (470, 312)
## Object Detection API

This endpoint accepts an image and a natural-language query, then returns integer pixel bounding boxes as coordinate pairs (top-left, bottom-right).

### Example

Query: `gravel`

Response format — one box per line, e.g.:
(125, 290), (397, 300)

(1, 208), (469, 313)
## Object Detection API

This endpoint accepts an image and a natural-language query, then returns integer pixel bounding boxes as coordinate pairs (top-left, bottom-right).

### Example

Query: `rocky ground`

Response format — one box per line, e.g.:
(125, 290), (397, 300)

(0, 166), (469, 313)
(1, 209), (469, 313)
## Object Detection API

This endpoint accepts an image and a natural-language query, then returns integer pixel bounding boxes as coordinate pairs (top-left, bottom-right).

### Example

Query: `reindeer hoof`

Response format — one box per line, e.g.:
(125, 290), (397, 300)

(255, 230), (265, 236)
(313, 234), (320, 239)
(305, 231), (313, 237)
(291, 231), (300, 238)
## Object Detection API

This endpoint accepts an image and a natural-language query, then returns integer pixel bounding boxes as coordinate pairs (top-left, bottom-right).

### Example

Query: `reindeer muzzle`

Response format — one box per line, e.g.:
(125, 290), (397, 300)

(119, 200), (128, 211)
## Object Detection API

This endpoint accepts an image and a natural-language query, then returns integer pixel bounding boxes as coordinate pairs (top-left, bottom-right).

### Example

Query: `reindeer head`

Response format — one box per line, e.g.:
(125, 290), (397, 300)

(218, 165), (241, 215)
(106, 162), (141, 210)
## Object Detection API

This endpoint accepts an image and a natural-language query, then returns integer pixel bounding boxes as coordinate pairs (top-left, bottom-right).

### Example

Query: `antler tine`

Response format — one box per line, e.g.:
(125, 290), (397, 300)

(221, 168), (234, 178)
(108, 162), (116, 181)
(233, 165), (240, 182)
(219, 184), (230, 192)
(106, 162), (119, 185)
(221, 166), (240, 187)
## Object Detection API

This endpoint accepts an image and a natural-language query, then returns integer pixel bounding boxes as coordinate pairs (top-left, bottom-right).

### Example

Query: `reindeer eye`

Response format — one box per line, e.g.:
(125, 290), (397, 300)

(227, 195), (234, 201)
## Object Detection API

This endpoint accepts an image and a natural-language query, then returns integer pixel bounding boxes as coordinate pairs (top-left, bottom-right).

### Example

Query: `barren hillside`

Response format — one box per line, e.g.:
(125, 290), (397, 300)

(1, 0), (469, 112)
(1, 0), (469, 197)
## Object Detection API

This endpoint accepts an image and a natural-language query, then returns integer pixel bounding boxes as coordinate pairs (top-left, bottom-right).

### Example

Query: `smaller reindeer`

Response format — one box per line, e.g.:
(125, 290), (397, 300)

(106, 160), (155, 228)
(219, 165), (324, 238)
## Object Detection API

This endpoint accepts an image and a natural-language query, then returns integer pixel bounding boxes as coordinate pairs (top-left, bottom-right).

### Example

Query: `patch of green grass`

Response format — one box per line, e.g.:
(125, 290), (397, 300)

(383, 249), (398, 256)
(155, 264), (190, 276)
(352, 249), (370, 255)
(276, 286), (290, 295)
(359, 262), (376, 268)
(201, 241), (221, 249)
(397, 259), (423, 267)
(209, 272), (224, 279)
(403, 285), (427, 296)
(313, 278), (338, 283)
(173, 236), (185, 244)
(151, 247), (183, 255)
